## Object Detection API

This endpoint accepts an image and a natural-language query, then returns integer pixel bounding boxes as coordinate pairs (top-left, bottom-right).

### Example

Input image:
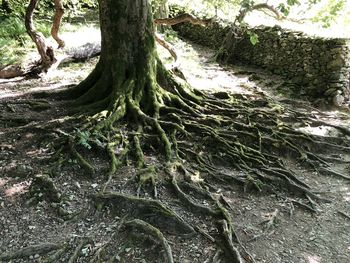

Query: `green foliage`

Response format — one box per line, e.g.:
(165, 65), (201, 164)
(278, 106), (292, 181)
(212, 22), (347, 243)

(66, 0), (97, 17)
(76, 129), (93, 149)
(0, 15), (52, 60)
(164, 28), (178, 42)
(0, 16), (26, 40)
(0, 0), (25, 18)
(152, 0), (169, 9)
(311, 0), (347, 28)
(169, 0), (348, 30)
(247, 30), (259, 45)
(75, 129), (104, 150)
(0, 0), (98, 20)
(0, 16), (30, 65)
(36, 18), (52, 37)
(0, 0), (98, 66)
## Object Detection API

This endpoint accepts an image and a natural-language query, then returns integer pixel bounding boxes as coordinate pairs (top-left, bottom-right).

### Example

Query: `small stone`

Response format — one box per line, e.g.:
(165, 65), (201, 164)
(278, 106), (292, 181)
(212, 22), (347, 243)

(75, 182), (81, 189)
(34, 254), (40, 259)
(332, 94), (345, 107)
(125, 247), (131, 253)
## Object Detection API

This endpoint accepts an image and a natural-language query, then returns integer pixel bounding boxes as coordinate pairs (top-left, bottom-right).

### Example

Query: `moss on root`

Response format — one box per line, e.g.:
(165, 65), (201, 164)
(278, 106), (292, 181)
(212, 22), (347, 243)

(43, 52), (350, 261)
(38, 3), (350, 260)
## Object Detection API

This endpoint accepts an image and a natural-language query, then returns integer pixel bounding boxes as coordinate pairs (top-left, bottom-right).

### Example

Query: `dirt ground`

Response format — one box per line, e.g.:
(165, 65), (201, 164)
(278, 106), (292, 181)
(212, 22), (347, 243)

(0, 38), (349, 263)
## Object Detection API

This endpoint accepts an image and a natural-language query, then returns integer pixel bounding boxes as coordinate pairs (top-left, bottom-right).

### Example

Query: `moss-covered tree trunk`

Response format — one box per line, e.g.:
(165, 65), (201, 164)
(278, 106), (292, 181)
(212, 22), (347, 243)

(71, 0), (159, 114)
(68, 0), (199, 162)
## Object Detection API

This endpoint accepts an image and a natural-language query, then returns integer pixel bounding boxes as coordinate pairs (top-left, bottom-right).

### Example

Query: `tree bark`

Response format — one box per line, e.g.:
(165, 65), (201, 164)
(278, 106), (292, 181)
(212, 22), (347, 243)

(25, 0), (56, 70)
(70, 0), (159, 110)
(154, 0), (169, 32)
(51, 0), (65, 48)
(67, 0), (201, 161)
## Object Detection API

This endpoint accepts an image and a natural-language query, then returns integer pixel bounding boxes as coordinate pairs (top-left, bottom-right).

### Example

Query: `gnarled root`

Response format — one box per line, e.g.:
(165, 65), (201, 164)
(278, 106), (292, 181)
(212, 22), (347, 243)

(0, 243), (63, 261)
(93, 192), (195, 235)
(124, 219), (174, 263)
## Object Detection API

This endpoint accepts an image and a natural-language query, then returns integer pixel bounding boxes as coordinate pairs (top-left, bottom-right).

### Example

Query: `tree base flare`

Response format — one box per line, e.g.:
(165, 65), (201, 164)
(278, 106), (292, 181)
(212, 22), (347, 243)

(41, 61), (350, 262)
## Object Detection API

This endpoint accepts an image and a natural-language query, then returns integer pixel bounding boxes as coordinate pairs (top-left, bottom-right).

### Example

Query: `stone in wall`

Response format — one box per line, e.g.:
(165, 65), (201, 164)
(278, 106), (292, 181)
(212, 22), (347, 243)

(170, 6), (350, 106)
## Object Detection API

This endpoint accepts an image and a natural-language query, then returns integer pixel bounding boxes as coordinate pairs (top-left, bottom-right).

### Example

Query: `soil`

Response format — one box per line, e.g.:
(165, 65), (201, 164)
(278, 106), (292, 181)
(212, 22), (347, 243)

(0, 38), (349, 263)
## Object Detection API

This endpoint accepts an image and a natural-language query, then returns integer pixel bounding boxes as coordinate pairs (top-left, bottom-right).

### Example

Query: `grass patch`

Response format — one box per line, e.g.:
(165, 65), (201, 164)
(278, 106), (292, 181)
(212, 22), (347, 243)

(0, 9), (99, 67)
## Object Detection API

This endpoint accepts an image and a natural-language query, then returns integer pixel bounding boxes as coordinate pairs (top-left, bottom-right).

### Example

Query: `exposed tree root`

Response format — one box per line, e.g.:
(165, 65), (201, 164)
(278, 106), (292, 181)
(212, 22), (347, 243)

(218, 220), (244, 263)
(29, 174), (62, 203)
(136, 165), (158, 197)
(68, 137), (95, 175)
(40, 246), (68, 263)
(93, 192), (195, 235)
(29, 10), (350, 260)
(337, 210), (350, 220)
(124, 219), (174, 263)
(39, 62), (350, 261)
(0, 243), (63, 261)
(68, 238), (91, 263)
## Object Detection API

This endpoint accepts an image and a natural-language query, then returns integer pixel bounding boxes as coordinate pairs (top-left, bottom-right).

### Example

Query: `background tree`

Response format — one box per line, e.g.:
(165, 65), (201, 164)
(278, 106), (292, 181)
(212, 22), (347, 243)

(25, 0), (56, 70)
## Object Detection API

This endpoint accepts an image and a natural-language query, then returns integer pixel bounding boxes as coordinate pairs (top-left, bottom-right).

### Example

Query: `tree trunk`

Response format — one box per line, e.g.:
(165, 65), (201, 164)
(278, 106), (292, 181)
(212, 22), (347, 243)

(154, 0), (169, 32)
(68, 0), (201, 161)
(51, 0), (65, 48)
(71, 0), (161, 111)
(25, 0), (56, 70)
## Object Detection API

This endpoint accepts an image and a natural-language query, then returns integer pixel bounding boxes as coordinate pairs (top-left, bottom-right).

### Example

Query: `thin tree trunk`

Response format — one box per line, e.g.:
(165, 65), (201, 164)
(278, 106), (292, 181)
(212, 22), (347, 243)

(51, 0), (65, 48)
(25, 0), (56, 70)
(154, 0), (169, 32)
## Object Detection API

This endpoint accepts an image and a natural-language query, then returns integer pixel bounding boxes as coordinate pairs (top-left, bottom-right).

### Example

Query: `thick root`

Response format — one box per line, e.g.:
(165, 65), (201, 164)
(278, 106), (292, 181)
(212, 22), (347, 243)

(93, 192), (195, 235)
(0, 243), (63, 261)
(29, 174), (61, 203)
(124, 219), (174, 263)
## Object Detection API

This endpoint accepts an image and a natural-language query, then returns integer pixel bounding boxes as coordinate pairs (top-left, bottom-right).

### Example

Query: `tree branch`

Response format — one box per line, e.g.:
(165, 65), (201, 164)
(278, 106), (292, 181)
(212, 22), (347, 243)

(236, 3), (284, 23)
(51, 0), (65, 49)
(25, 0), (56, 69)
(154, 13), (214, 27)
(155, 33), (178, 61)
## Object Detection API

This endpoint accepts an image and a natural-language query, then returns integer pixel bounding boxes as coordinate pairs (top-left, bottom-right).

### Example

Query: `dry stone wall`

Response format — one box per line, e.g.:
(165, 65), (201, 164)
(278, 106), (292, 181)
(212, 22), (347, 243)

(171, 8), (350, 105)
(231, 26), (350, 105)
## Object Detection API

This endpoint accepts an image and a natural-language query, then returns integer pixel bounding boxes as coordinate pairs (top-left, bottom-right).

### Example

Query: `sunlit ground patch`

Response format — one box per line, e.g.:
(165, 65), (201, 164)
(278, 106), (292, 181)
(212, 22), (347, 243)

(305, 254), (322, 263)
(4, 180), (31, 198)
(0, 178), (9, 188)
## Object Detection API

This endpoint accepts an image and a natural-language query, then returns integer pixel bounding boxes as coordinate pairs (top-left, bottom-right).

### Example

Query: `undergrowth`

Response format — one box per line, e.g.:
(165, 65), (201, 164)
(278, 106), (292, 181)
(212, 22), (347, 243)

(0, 11), (99, 67)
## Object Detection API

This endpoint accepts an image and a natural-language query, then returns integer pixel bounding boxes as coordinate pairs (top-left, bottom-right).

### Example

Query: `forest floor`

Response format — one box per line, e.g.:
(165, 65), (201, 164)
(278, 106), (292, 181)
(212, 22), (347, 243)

(0, 36), (349, 263)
